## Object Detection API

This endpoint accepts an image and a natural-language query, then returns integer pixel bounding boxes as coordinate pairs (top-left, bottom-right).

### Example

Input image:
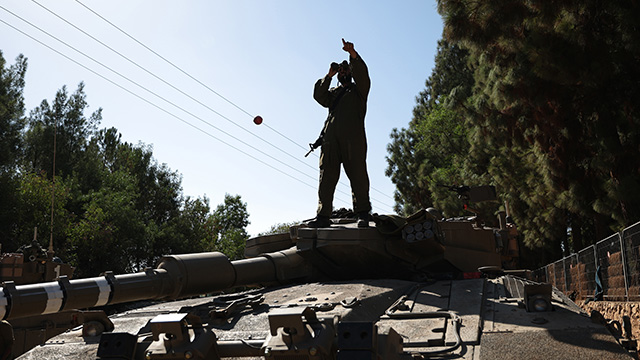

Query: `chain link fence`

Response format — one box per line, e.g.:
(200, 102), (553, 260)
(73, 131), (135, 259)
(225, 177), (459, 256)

(536, 221), (640, 301)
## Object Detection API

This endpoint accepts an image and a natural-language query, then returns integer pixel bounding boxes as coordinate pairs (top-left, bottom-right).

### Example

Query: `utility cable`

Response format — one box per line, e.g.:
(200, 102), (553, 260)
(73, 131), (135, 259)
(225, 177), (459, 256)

(6, 2), (396, 212)
(0, 17), (356, 209)
(73, 0), (313, 154)
(0, 6), (365, 208)
(32, 0), (310, 160)
(37, 0), (394, 210)
(0, 8), (291, 180)
(72, 0), (396, 206)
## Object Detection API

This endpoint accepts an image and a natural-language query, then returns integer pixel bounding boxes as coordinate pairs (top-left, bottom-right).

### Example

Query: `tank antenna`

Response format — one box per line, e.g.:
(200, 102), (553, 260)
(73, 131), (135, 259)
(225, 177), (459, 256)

(48, 118), (57, 259)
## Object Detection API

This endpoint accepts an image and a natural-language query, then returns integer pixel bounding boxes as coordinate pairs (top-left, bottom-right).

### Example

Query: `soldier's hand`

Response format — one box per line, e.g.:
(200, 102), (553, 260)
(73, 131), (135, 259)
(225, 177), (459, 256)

(342, 38), (357, 58)
(328, 65), (338, 78)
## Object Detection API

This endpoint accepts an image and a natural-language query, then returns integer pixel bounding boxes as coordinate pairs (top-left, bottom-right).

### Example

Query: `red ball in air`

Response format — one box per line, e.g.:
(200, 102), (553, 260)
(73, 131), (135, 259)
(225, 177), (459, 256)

(253, 116), (263, 125)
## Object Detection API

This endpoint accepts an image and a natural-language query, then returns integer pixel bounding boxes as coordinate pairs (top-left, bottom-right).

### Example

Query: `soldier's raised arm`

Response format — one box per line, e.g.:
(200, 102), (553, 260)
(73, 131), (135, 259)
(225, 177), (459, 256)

(342, 39), (370, 98)
(313, 63), (337, 108)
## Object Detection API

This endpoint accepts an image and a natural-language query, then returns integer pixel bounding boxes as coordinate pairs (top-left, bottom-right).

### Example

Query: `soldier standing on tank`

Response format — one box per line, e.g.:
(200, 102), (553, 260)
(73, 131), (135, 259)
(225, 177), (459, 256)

(307, 39), (372, 228)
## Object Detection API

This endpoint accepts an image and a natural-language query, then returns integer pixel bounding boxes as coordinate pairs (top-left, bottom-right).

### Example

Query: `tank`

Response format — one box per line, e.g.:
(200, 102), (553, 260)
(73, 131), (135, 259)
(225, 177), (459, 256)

(1, 187), (636, 359)
(0, 240), (75, 285)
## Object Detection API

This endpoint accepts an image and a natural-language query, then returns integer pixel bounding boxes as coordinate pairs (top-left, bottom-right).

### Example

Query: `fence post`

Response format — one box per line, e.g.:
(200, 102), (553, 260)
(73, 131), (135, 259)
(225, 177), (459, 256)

(574, 254), (581, 300)
(563, 257), (569, 293)
(589, 245), (596, 301)
(545, 265), (549, 285)
(619, 231), (630, 301)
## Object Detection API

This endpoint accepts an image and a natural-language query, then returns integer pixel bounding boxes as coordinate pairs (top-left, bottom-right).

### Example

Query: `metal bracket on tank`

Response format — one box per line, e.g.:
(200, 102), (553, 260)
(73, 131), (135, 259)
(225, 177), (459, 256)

(210, 291), (264, 324)
(336, 322), (405, 360)
(262, 307), (336, 359)
(97, 313), (220, 360)
(97, 332), (138, 359)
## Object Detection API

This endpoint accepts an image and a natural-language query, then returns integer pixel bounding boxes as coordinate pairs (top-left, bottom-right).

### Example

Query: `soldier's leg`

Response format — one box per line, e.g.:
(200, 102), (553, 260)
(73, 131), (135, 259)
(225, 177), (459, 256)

(317, 144), (341, 217)
(343, 142), (371, 214)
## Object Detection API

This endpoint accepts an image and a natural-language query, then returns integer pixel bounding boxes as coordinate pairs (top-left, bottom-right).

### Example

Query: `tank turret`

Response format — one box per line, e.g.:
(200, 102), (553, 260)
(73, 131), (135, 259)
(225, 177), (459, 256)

(1, 210), (447, 321)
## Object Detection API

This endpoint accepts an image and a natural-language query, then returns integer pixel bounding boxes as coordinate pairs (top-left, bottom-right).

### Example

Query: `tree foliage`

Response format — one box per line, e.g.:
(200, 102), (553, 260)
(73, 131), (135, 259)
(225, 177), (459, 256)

(386, 40), (475, 216)
(211, 194), (250, 260)
(258, 222), (301, 236)
(439, 0), (640, 254)
(0, 52), (27, 244)
(23, 83), (101, 180)
(0, 51), (251, 276)
(386, 1), (640, 264)
(0, 52), (26, 172)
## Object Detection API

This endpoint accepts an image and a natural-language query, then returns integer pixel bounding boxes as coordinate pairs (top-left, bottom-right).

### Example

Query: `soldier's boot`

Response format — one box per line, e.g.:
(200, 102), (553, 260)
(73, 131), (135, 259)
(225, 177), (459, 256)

(357, 212), (370, 228)
(306, 215), (331, 228)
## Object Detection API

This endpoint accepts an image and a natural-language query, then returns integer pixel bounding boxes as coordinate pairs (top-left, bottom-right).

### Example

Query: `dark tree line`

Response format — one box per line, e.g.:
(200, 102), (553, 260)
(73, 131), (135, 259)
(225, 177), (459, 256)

(387, 1), (640, 265)
(0, 51), (249, 277)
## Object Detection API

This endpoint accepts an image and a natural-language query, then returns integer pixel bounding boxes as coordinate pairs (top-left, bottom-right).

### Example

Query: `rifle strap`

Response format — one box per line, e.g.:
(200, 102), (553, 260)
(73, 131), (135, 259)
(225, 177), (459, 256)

(329, 84), (350, 112)
(319, 84), (351, 139)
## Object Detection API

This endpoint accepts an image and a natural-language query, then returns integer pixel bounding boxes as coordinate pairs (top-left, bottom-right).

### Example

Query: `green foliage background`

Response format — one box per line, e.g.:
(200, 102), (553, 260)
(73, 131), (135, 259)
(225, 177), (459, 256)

(387, 1), (640, 265)
(0, 51), (250, 277)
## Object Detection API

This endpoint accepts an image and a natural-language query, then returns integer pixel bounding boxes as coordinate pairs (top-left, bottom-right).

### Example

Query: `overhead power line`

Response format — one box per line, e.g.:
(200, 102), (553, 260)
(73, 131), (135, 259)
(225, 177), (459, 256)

(3, 2), (396, 212)
(73, 0), (313, 154)
(0, 7), (314, 181)
(0, 17), (350, 203)
(32, 0), (327, 185)
(71, 0), (396, 205)
(0, 12), (363, 210)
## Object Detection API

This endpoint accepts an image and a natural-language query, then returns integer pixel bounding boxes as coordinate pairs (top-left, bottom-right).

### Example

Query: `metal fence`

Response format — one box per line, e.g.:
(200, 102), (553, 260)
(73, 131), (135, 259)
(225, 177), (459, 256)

(535, 221), (640, 301)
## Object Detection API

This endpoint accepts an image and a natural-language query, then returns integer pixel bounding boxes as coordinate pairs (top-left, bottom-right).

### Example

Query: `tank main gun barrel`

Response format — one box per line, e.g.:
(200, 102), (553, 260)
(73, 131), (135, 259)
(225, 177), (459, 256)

(0, 247), (309, 320)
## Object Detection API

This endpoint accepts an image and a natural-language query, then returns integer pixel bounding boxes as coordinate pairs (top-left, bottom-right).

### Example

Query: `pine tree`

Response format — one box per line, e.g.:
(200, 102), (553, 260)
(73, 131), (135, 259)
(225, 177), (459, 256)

(0, 52), (27, 244)
(438, 0), (640, 255)
(386, 40), (474, 215)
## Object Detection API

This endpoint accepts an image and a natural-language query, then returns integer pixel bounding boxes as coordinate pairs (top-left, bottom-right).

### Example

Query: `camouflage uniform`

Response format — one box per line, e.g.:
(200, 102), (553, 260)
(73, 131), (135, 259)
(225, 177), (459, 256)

(313, 54), (371, 217)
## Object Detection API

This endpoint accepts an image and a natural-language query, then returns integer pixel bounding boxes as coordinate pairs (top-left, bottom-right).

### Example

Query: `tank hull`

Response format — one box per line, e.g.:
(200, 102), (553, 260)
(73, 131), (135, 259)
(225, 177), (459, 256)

(16, 276), (634, 359)
(6, 217), (635, 359)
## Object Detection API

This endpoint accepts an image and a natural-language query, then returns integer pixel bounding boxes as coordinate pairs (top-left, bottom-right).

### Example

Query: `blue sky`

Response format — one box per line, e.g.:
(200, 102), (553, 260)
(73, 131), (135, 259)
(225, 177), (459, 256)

(1, 0), (443, 235)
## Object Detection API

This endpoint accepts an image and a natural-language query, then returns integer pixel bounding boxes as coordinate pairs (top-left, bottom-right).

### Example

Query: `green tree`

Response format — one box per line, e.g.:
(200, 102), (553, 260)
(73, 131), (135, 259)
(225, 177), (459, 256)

(0, 52), (26, 171)
(212, 194), (250, 260)
(415, 99), (472, 217)
(66, 127), (188, 275)
(386, 127), (432, 215)
(154, 196), (216, 257)
(0, 52), (27, 242)
(23, 83), (102, 180)
(67, 170), (147, 276)
(0, 50), (254, 276)
(258, 222), (300, 236)
(437, 0), (640, 257)
(386, 39), (474, 216)
(11, 172), (73, 255)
